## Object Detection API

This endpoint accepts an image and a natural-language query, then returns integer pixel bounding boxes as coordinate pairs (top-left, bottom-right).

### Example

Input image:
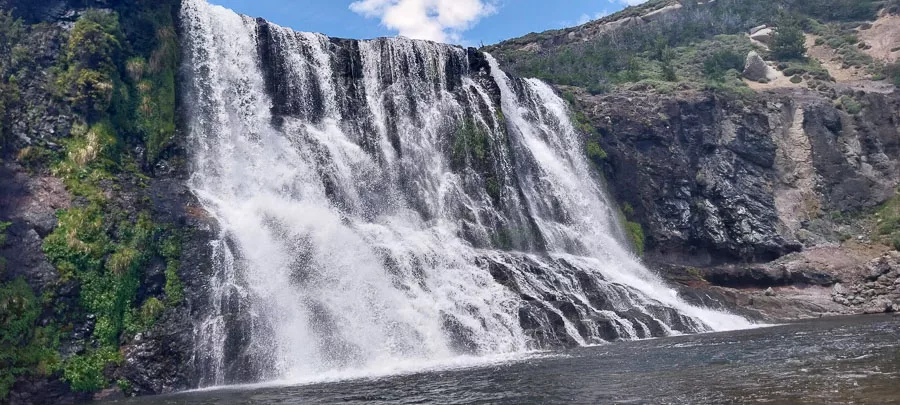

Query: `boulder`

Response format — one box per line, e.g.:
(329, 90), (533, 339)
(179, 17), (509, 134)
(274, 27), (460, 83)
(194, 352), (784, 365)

(832, 283), (847, 296)
(641, 4), (683, 22)
(863, 298), (893, 314)
(750, 27), (775, 44)
(750, 24), (768, 35)
(743, 51), (773, 81)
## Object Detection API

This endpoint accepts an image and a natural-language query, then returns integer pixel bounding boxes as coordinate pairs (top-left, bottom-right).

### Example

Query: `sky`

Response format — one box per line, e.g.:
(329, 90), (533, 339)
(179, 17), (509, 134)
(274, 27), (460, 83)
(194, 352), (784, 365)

(210, 0), (649, 46)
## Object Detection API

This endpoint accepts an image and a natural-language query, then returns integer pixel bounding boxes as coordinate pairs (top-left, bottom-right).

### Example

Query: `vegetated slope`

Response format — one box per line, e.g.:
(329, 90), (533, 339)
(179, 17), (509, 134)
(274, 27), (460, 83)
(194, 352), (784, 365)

(487, 0), (900, 320)
(0, 1), (214, 402)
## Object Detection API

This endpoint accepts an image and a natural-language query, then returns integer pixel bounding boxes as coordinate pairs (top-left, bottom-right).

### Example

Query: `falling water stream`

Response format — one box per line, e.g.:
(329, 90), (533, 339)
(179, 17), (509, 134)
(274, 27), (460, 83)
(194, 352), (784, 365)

(179, 0), (753, 388)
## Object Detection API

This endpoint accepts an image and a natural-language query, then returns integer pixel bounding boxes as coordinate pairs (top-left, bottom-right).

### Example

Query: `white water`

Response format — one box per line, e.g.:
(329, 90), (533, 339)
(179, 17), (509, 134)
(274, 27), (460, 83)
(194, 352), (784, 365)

(180, 0), (753, 387)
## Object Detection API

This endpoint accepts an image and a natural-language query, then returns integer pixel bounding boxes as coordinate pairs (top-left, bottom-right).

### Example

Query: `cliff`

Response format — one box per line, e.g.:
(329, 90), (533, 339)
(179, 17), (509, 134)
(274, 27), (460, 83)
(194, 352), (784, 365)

(0, 0), (898, 402)
(487, 0), (900, 320)
(0, 1), (214, 402)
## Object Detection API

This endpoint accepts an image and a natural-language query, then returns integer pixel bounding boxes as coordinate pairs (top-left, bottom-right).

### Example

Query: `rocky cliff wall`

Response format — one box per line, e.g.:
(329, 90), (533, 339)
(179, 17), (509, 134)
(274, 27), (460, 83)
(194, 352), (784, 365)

(572, 87), (898, 267)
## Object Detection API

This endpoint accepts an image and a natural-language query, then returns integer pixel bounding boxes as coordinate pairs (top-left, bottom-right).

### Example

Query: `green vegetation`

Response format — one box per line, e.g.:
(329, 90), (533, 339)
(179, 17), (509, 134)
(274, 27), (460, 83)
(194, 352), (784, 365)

(625, 222), (646, 256)
(585, 140), (607, 165)
(810, 22), (879, 72)
(0, 220), (10, 247)
(703, 49), (745, 81)
(875, 193), (900, 250)
(885, 62), (900, 86)
(161, 235), (185, 306)
(616, 203), (646, 256)
(770, 13), (807, 60)
(0, 278), (61, 398)
(487, 0), (895, 98)
(794, 0), (879, 22)
(61, 348), (121, 392)
(0, 11), (25, 154)
(837, 95), (863, 114)
(451, 119), (489, 167)
(0, 2), (184, 398)
(777, 59), (833, 81)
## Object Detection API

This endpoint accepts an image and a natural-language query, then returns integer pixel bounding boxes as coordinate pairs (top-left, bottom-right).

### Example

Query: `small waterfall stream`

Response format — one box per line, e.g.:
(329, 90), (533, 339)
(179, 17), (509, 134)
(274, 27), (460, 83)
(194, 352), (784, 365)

(180, 0), (753, 387)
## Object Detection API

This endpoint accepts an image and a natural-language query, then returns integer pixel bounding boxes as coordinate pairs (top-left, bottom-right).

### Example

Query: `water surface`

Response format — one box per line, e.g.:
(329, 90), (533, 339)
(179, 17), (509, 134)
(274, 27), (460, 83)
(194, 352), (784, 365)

(115, 314), (900, 404)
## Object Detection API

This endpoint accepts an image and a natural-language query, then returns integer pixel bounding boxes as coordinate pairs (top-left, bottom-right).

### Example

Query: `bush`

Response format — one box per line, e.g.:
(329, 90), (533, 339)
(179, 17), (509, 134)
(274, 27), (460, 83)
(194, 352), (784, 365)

(62, 348), (121, 392)
(703, 49), (745, 80)
(0, 278), (59, 398)
(838, 96), (863, 114)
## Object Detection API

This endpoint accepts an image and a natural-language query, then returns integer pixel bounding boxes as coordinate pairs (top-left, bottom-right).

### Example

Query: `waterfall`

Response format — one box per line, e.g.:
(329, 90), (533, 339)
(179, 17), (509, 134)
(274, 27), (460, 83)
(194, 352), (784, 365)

(180, 0), (753, 387)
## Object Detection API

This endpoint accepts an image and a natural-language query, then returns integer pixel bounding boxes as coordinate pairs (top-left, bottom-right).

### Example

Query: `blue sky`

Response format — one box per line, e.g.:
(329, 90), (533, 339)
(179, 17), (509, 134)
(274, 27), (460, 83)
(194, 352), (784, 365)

(209, 0), (645, 46)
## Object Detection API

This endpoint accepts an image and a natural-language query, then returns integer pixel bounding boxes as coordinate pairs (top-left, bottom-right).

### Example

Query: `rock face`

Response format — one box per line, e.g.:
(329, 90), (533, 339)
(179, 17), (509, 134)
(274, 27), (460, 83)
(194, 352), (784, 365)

(0, 1), (215, 401)
(571, 87), (899, 268)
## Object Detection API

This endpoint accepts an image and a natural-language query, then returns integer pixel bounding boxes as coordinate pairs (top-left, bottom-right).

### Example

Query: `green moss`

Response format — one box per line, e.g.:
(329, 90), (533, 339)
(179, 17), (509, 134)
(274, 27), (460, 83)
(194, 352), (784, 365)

(161, 235), (184, 306)
(625, 221), (646, 257)
(585, 140), (607, 165)
(451, 119), (490, 168)
(0, 221), (10, 247)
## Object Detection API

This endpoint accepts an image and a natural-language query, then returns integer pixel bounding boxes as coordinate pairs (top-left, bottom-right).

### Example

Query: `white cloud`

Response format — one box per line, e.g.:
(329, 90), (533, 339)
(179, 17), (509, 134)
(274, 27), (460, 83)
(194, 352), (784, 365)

(618, 0), (650, 5)
(349, 0), (497, 44)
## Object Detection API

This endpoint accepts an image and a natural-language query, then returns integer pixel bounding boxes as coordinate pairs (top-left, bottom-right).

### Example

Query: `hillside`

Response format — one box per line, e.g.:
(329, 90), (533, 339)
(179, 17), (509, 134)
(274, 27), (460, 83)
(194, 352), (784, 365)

(487, 0), (900, 319)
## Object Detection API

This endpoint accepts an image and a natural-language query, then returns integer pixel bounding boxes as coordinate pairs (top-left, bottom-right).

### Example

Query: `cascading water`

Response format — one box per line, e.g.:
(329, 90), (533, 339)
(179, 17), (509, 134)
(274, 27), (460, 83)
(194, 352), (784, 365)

(180, 0), (753, 387)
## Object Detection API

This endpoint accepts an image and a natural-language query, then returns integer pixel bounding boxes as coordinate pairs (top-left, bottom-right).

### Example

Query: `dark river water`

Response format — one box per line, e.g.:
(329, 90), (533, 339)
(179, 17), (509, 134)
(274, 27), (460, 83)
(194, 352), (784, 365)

(114, 314), (900, 404)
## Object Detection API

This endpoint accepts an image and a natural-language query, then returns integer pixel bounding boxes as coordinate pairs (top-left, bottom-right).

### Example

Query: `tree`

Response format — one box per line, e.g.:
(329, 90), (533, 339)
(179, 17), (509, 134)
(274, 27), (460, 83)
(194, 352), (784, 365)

(770, 13), (806, 60)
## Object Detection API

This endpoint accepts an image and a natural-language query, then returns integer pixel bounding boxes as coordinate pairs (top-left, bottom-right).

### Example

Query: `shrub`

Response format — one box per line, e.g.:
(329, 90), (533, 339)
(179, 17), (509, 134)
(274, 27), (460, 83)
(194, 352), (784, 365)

(62, 348), (121, 392)
(703, 50), (745, 80)
(838, 96), (863, 115)
(885, 63), (900, 87)
(771, 13), (807, 60)
(0, 278), (59, 398)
